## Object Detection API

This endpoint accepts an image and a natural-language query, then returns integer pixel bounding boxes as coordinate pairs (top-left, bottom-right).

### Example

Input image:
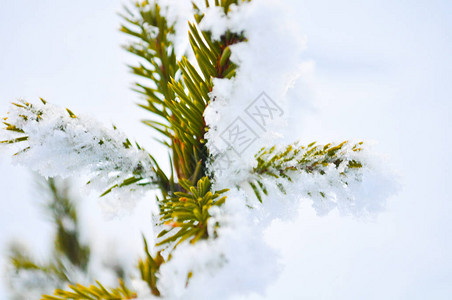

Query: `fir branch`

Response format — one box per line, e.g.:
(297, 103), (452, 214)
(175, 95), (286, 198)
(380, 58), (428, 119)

(120, 0), (179, 140)
(165, 22), (245, 182)
(187, 23), (245, 81)
(157, 177), (228, 248)
(122, 1), (247, 183)
(8, 244), (70, 284)
(249, 141), (365, 201)
(7, 178), (91, 298)
(0, 100), (165, 197)
(138, 236), (164, 297)
(44, 178), (90, 271)
(41, 280), (137, 300)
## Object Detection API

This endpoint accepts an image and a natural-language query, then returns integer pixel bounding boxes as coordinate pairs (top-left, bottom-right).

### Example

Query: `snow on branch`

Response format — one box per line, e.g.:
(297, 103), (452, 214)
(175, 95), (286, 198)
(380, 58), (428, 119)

(250, 141), (365, 200)
(243, 141), (397, 217)
(0, 99), (160, 202)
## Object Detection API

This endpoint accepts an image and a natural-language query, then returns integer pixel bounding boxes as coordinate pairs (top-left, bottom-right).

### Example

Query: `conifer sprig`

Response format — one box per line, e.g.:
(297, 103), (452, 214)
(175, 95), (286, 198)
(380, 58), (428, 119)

(122, 1), (247, 183)
(120, 0), (179, 123)
(7, 178), (92, 298)
(138, 237), (164, 296)
(164, 24), (245, 182)
(9, 244), (71, 284)
(0, 99), (168, 198)
(249, 141), (365, 202)
(41, 280), (136, 300)
(45, 178), (91, 272)
(157, 176), (228, 248)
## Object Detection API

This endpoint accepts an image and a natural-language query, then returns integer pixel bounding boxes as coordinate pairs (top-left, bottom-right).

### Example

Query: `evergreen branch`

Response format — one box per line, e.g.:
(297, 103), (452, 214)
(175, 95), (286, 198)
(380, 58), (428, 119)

(8, 245), (70, 284)
(187, 23), (245, 82)
(157, 177), (228, 248)
(41, 280), (137, 300)
(164, 22), (245, 182)
(249, 141), (365, 201)
(0, 99), (164, 198)
(7, 178), (91, 298)
(120, 0), (179, 137)
(122, 1), (247, 184)
(138, 236), (164, 297)
(44, 178), (90, 271)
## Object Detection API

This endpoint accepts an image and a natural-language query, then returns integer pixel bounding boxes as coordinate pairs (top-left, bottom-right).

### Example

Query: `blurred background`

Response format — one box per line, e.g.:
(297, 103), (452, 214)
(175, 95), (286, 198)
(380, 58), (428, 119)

(0, 0), (450, 299)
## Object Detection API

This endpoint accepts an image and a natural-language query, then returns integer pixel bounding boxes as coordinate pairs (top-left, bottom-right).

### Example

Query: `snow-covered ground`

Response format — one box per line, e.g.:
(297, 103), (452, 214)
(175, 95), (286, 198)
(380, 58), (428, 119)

(0, 0), (450, 299)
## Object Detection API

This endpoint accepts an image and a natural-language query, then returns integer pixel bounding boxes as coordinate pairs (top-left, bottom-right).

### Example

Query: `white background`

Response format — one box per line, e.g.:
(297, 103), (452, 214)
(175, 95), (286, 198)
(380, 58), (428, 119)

(0, 0), (450, 299)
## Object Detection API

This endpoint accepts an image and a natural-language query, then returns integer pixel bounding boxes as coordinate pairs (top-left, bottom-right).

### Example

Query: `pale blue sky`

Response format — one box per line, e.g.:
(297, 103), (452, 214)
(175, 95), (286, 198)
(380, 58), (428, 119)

(0, 0), (450, 299)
